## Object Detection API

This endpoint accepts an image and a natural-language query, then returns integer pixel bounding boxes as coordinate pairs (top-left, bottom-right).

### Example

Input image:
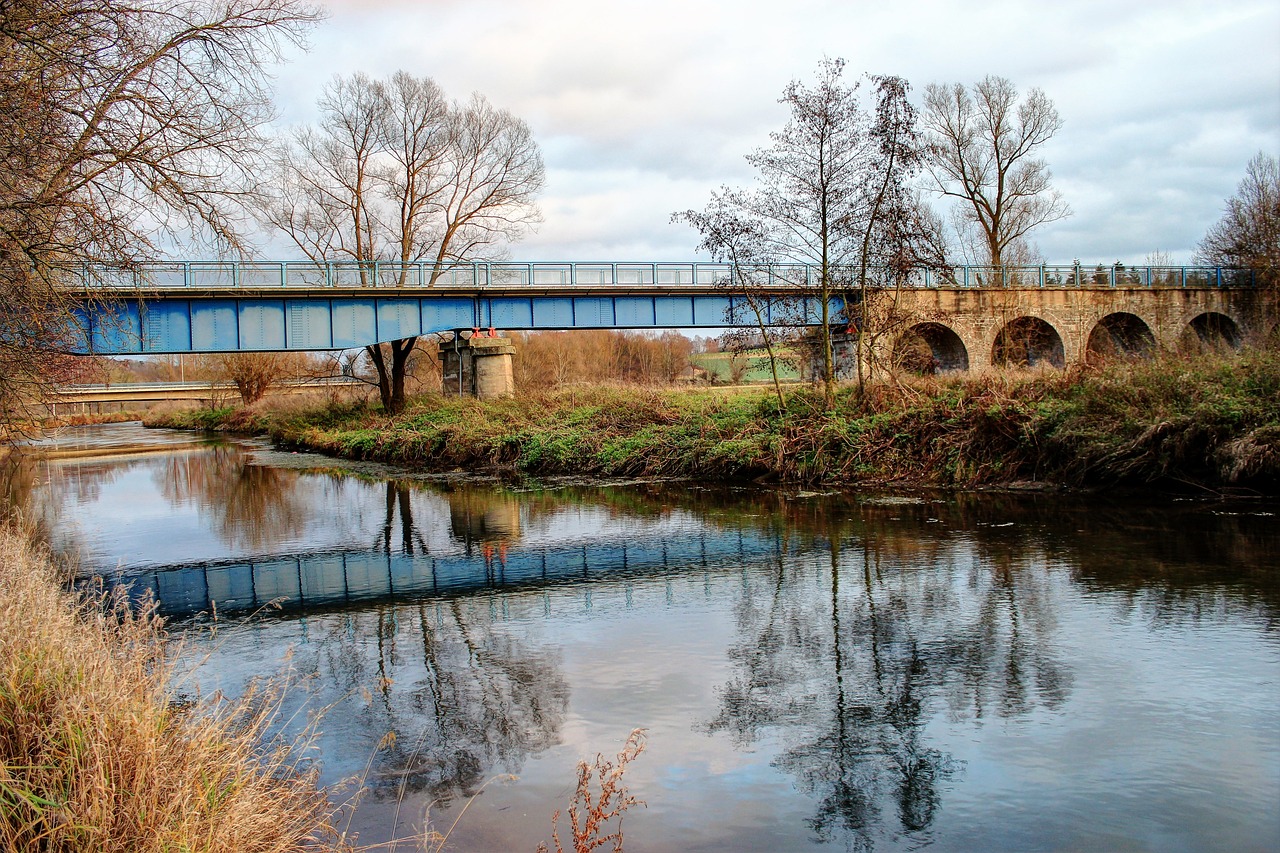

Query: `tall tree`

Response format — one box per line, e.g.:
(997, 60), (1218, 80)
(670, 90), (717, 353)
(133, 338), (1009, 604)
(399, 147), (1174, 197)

(1197, 152), (1280, 287)
(677, 63), (940, 405)
(266, 72), (544, 414)
(921, 75), (1070, 275)
(678, 59), (873, 408)
(849, 75), (946, 390)
(0, 0), (319, 430)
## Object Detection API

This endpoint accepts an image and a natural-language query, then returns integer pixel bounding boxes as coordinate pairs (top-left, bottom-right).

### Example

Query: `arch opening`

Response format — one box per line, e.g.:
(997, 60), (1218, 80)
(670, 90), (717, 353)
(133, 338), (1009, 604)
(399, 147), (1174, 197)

(992, 317), (1065, 369)
(893, 323), (969, 374)
(1180, 312), (1242, 354)
(1086, 312), (1155, 363)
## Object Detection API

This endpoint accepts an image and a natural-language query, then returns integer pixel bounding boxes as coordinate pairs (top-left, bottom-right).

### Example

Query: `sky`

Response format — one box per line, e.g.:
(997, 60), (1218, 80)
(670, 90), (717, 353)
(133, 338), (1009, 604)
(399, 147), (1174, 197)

(265, 0), (1280, 266)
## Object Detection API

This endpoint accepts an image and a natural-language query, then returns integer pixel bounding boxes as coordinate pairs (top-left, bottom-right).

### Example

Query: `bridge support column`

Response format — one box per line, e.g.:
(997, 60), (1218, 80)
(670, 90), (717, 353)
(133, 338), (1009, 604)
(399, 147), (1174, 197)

(439, 334), (516, 399)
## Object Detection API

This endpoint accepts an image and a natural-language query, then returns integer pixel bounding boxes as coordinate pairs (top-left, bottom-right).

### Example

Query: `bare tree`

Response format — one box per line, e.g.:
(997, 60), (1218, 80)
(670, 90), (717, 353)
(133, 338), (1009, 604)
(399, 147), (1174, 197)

(0, 0), (320, 430)
(1197, 152), (1280, 287)
(675, 200), (791, 411)
(213, 351), (321, 404)
(265, 72), (544, 414)
(921, 75), (1070, 275)
(678, 64), (943, 405)
(848, 76), (948, 390)
(677, 59), (874, 409)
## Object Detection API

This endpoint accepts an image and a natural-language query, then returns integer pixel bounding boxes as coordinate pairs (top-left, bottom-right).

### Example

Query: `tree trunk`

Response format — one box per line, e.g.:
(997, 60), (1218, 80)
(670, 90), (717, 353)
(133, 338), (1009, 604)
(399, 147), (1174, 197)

(366, 336), (418, 414)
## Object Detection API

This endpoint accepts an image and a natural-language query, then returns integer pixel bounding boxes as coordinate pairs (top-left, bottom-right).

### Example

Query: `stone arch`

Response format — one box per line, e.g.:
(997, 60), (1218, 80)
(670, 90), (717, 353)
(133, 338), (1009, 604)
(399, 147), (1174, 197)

(992, 316), (1065, 369)
(1085, 312), (1156, 363)
(1180, 311), (1242, 353)
(892, 322), (970, 374)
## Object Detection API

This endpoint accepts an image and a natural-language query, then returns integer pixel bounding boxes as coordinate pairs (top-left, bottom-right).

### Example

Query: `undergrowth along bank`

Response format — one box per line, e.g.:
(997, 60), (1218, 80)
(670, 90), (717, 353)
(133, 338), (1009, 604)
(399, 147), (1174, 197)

(148, 352), (1280, 491)
(0, 526), (342, 853)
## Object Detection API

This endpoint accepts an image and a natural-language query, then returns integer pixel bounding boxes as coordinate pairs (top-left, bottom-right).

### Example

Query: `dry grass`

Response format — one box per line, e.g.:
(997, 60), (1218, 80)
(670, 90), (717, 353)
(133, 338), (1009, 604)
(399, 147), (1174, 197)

(0, 525), (342, 853)
(538, 729), (647, 853)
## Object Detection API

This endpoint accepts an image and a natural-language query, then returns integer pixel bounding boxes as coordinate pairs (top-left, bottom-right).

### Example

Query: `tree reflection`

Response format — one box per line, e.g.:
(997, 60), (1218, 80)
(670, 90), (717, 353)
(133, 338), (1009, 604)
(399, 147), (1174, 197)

(285, 591), (568, 809)
(155, 448), (308, 551)
(706, 507), (1077, 849)
(379, 479), (429, 556)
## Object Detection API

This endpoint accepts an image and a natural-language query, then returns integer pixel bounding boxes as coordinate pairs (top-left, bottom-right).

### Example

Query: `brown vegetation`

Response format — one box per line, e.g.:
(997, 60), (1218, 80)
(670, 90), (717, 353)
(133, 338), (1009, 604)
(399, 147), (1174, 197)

(0, 0), (319, 427)
(538, 730), (647, 853)
(513, 330), (693, 389)
(0, 526), (339, 852)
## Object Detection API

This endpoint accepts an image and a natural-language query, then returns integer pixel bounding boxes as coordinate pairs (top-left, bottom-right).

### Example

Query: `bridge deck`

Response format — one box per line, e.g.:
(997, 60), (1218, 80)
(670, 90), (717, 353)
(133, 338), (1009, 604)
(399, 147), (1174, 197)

(63, 261), (1258, 355)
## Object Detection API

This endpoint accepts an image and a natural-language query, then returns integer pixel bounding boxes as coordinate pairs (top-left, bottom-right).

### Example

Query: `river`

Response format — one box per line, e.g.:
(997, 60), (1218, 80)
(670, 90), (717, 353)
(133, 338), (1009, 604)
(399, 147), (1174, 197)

(7, 422), (1279, 852)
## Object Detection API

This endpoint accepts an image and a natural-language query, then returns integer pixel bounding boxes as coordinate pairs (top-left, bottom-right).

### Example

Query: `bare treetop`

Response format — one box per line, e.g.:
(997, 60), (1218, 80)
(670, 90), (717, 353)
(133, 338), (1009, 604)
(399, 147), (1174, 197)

(0, 0), (321, 429)
(1197, 152), (1279, 286)
(922, 75), (1070, 269)
(263, 70), (545, 413)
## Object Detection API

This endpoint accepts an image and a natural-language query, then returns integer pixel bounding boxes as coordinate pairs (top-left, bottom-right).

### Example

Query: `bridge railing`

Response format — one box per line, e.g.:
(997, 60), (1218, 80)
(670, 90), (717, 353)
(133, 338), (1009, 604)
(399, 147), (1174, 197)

(64, 261), (1257, 290)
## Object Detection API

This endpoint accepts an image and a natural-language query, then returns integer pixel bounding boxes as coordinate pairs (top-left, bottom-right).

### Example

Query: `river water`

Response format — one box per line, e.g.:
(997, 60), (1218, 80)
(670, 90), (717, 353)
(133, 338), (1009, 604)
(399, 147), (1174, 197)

(8, 422), (1279, 852)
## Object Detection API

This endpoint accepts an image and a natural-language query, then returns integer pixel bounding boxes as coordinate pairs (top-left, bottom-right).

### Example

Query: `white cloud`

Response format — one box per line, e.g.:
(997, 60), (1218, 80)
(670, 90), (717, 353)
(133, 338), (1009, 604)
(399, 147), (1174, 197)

(266, 0), (1280, 264)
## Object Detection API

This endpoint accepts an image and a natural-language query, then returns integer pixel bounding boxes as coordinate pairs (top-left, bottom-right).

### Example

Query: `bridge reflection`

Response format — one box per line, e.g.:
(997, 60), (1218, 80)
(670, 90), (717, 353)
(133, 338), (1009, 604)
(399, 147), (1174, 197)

(123, 525), (783, 617)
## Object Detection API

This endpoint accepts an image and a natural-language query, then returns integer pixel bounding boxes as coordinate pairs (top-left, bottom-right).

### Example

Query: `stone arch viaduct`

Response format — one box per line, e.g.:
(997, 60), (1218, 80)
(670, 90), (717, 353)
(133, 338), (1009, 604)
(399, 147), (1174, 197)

(879, 285), (1277, 373)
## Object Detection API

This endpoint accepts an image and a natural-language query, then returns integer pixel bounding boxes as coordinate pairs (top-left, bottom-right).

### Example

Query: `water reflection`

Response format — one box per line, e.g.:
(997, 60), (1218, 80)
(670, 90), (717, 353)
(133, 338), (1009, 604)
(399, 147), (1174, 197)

(286, 599), (569, 807)
(6, 429), (1279, 852)
(704, 523), (1075, 849)
(155, 448), (309, 552)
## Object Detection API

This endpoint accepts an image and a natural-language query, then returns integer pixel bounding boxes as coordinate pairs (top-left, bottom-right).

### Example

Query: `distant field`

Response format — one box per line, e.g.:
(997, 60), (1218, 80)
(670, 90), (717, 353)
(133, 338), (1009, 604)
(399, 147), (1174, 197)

(691, 350), (802, 383)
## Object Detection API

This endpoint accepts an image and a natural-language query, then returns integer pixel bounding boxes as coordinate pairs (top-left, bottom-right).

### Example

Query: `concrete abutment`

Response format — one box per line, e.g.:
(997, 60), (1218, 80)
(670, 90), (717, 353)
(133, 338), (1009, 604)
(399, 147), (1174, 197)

(439, 334), (516, 399)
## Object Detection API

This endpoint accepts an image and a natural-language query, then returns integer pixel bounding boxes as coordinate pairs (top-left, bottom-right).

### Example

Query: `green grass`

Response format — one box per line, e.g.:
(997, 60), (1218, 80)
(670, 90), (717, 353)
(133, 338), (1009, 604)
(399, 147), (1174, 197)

(145, 351), (1280, 491)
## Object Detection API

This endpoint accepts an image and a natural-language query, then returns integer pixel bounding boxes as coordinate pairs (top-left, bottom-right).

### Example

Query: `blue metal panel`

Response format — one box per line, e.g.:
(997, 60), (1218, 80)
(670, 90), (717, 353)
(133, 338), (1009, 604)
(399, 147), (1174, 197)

(286, 300), (332, 350)
(693, 296), (732, 326)
(68, 307), (93, 353)
(376, 299), (422, 341)
(727, 297), (755, 325)
(253, 558), (303, 607)
(206, 563), (255, 611)
(573, 297), (614, 327)
(342, 552), (392, 601)
(500, 551), (546, 583)
(422, 297), (476, 333)
(654, 296), (695, 327)
(532, 297), (574, 328)
(664, 536), (706, 567)
(238, 300), (286, 350)
(143, 301), (191, 352)
(434, 555), (487, 591)
(300, 555), (348, 601)
(488, 298), (534, 328)
(625, 542), (667, 570)
(331, 299), (377, 350)
(155, 568), (208, 613)
(389, 554), (436, 594)
(92, 301), (143, 353)
(585, 544), (627, 574)
(190, 300), (239, 351)
(614, 297), (655, 327)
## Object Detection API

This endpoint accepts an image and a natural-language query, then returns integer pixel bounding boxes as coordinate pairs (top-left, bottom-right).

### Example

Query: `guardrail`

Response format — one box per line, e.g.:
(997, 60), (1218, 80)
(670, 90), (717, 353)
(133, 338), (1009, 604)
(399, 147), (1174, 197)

(61, 261), (1258, 290)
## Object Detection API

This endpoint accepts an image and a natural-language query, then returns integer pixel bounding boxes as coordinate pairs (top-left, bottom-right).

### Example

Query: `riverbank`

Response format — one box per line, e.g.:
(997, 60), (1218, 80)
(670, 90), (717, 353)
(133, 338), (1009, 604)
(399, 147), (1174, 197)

(0, 526), (342, 852)
(147, 352), (1280, 492)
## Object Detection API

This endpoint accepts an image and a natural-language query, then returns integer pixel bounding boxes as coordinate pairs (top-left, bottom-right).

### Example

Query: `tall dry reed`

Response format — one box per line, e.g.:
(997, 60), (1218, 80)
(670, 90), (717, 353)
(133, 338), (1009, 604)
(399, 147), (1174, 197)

(0, 525), (341, 852)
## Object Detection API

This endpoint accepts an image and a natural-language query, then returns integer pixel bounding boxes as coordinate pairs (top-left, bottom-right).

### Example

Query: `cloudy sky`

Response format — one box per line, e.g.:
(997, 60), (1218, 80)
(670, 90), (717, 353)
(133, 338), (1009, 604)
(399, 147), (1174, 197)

(267, 0), (1280, 265)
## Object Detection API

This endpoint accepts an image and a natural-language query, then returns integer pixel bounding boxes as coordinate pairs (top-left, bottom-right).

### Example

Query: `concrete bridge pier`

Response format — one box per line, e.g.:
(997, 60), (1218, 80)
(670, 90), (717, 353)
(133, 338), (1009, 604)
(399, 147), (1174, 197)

(439, 333), (516, 399)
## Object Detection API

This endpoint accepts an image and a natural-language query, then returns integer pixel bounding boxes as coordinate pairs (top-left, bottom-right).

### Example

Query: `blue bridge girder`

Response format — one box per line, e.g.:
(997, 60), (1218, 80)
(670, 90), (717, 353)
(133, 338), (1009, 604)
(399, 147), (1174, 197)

(63, 260), (1255, 355)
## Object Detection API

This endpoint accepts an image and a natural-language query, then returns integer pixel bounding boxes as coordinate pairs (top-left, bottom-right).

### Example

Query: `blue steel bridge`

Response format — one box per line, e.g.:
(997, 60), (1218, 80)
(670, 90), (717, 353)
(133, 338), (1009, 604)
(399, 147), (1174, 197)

(63, 260), (1254, 355)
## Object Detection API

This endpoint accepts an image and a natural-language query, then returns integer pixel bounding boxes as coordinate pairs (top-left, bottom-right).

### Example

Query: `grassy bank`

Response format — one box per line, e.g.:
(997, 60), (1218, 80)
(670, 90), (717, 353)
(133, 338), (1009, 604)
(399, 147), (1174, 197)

(0, 527), (341, 852)
(148, 352), (1280, 491)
